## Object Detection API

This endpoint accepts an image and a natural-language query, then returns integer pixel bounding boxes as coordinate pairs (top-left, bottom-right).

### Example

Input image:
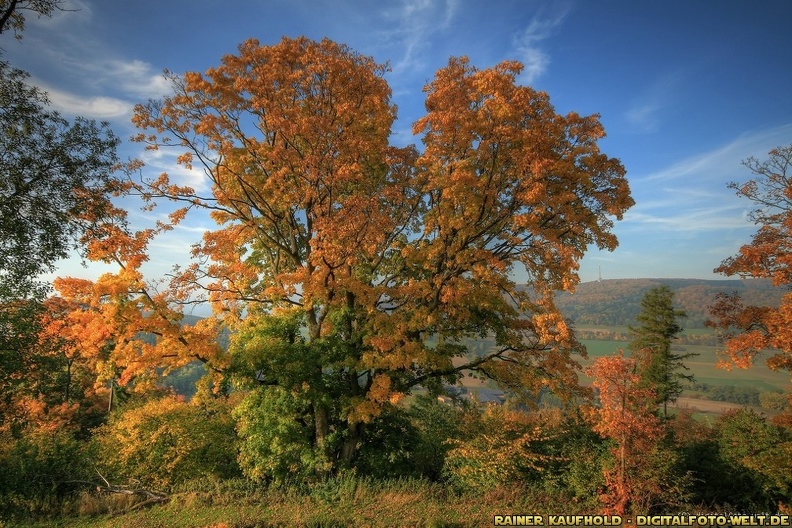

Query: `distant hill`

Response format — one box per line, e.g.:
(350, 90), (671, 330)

(553, 278), (786, 328)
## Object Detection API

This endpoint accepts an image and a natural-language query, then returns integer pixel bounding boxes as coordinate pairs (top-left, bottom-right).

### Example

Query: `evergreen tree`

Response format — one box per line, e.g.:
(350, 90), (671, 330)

(629, 286), (692, 417)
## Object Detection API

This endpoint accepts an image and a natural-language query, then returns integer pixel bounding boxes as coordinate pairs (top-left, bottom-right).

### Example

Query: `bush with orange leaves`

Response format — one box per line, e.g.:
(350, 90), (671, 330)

(585, 352), (691, 514)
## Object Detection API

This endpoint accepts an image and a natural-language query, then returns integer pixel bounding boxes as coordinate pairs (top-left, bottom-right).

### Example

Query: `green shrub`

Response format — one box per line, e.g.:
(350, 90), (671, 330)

(0, 427), (90, 517)
(93, 395), (240, 491)
(759, 391), (789, 412)
(715, 408), (792, 511)
(233, 386), (329, 484)
(354, 406), (421, 479)
(443, 404), (553, 493)
(408, 395), (462, 481)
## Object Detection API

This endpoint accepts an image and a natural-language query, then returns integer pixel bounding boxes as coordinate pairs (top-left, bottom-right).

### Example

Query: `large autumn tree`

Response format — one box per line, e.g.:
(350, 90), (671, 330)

(709, 144), (792, 379)
(60, 37), (633, 472)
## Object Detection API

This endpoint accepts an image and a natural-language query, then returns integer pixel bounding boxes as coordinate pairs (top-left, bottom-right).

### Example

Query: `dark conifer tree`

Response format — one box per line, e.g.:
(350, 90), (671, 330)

(629, 285), (692, 417)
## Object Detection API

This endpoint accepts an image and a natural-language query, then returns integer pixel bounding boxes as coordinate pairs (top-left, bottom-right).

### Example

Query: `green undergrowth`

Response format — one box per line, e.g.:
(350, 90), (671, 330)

(6, 476), (581, 528)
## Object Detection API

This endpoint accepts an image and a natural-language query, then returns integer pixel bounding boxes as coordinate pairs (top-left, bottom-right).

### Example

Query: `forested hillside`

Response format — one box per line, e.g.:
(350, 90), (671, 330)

(555, 278), (785, 327)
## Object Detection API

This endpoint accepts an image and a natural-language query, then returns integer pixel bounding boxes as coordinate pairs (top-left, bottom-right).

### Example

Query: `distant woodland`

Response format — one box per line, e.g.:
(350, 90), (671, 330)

(555, 278), (785, 328)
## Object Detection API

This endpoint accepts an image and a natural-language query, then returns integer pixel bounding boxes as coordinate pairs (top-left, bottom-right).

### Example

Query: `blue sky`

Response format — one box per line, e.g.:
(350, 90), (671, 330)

(5, 0), (792, 288)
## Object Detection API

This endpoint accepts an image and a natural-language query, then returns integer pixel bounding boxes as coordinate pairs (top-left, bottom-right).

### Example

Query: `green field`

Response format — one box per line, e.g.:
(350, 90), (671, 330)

(578, 336), (790, 393)
(461, 326), (790, 393)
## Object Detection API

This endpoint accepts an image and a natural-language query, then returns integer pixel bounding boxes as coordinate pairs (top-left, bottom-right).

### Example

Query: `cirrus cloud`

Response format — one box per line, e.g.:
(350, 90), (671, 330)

(44, 85), (131, 119)
(512, 4), (571, 84)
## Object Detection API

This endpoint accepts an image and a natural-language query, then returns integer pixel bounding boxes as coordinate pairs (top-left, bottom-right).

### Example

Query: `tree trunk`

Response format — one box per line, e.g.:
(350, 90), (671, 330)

(0, 0), (19, 34)
(314, 401), (329, 466)
(314, 402), (329, 446)
(64, 357), (72, 401)
(341, 421), (363, 466)
(107, 378), (114, 412)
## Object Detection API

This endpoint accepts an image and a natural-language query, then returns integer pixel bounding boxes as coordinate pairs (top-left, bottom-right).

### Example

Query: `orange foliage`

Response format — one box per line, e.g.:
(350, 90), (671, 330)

(585, 352), (663, 514)
(709, 145), (792, 381)
(0, 297), (108, 434)
(53, 215), (228, 391)
(63, 37), (633, 465)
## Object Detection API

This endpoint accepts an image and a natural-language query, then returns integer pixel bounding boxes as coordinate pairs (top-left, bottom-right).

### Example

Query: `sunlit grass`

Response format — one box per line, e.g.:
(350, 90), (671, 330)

(10, 478), (583, 528)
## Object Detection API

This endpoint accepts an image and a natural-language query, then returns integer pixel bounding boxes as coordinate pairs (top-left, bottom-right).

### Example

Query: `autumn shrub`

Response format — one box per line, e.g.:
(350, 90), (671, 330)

(715, 408), (792, 512)
(353, 406), (421, 478)
(93, 395), (240, 491)
(536, 414), (607, 510)
(0, 427), (90, 517)
(677, 434), (762, 511)
(0, 400), (94, 518)
(759, 390), (789, 412)
(443, 404), (554, 493)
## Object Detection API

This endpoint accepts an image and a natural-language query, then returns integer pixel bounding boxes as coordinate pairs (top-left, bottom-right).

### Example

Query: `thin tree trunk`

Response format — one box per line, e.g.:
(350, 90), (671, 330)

(0, 0), (19, 34)
(341, 422), (363, 465)
(64, 357), (72, 401)
(314, 401), (329, 472)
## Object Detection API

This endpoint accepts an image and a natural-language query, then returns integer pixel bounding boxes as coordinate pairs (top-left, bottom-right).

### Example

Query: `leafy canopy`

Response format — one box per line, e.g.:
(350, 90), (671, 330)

(0, 61), (119, 300)
(0, 59), (118, 434)
(57, 37), (633, 472)
(709, 144), (792, 379)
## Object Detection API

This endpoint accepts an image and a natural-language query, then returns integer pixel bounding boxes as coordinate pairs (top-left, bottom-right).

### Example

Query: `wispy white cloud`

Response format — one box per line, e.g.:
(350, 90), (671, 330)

(641, 123), (792, 183)
(378, 0), (460, 73)
(512, 5), (570, 84)
(17, 11), (170, 120)
(624, 71), (684, 133)
(579, 125), (792, 281)
(604, 123), (792, 273)
(41, 55), (170, 105)
(42, 84), (131, 119)
(98, 59), (172, 100)
(623, 206), (752, 234)
(22, 63), (167, 122)
(137, 149), (213, 195)
(625, 100), (664, 133)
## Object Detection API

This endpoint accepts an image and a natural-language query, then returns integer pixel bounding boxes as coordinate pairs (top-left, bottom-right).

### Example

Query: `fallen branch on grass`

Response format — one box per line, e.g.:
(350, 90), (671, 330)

(63, 468), (169, 512)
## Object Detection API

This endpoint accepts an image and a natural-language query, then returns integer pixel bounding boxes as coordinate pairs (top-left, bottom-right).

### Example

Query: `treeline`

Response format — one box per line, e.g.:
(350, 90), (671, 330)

(576, 329), (720, 346)
(684, 383), (789, 409)
(556, 278), (784, 328)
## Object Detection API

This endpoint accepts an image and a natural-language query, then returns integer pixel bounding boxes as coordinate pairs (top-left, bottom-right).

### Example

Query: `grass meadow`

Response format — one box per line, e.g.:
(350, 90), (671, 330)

(578, 334), (789, 393)
(8, 477), (563, 528)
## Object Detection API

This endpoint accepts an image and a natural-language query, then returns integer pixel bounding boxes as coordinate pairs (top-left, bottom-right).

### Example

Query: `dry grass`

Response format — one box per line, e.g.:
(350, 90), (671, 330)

(10, 478), (584, 528)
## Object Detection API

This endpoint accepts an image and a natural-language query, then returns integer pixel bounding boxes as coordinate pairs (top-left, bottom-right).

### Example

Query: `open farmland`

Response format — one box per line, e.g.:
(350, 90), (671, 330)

(578, 334), (789, 392)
